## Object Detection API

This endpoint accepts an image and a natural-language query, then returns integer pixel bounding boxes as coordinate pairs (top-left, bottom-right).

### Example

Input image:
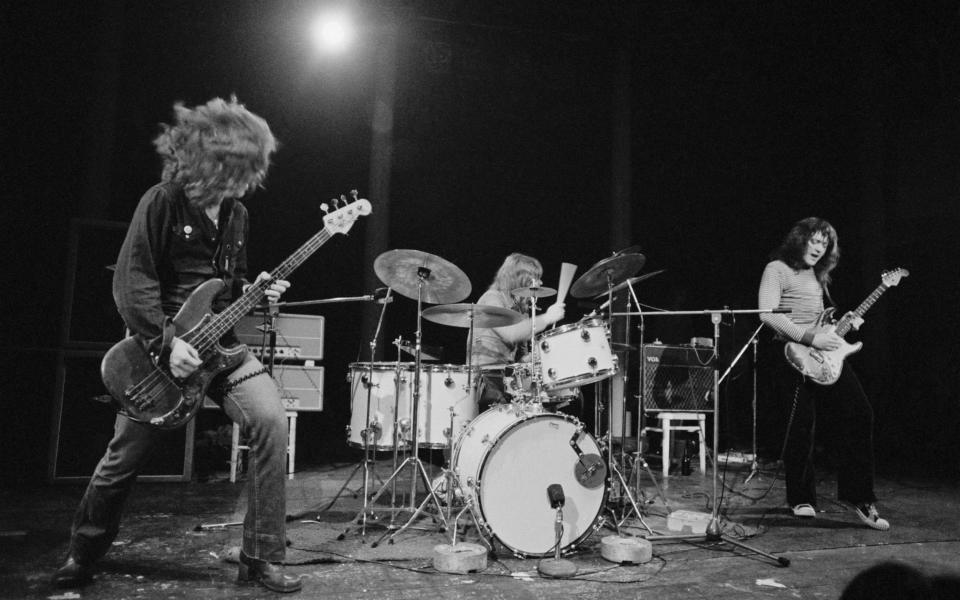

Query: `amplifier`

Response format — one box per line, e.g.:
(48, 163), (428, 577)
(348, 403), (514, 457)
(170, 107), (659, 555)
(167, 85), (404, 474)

(641, 344), (715, 412)
(235, 313), (324, 360)
(274, 365), (324, 411)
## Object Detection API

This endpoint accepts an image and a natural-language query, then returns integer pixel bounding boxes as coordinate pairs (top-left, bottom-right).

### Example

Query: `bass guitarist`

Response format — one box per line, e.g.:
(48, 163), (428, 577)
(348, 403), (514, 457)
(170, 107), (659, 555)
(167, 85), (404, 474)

(758, 216), (889, 531)
(54, 97), (302, 592)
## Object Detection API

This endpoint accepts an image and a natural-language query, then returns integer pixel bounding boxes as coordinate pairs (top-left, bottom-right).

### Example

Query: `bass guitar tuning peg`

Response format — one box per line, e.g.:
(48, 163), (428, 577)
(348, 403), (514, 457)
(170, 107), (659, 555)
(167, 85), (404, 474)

(319, 202), (330, 214)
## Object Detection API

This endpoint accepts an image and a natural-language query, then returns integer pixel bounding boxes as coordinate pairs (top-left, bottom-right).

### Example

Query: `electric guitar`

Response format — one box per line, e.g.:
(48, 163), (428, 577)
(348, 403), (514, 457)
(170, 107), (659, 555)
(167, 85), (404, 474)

(784, 267), (908, 385)
(101, 195), (372, 429)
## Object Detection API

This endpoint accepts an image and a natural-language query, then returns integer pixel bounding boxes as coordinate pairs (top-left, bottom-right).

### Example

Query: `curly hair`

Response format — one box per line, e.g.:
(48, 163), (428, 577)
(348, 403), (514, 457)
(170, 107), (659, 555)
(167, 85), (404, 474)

(771, 216), (840, 291)
(153, 96), (277, 205)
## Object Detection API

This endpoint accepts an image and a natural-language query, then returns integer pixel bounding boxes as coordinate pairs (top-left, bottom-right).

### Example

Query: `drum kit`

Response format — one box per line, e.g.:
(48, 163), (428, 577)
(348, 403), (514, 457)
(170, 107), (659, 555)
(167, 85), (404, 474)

(332, 246), (669, 557)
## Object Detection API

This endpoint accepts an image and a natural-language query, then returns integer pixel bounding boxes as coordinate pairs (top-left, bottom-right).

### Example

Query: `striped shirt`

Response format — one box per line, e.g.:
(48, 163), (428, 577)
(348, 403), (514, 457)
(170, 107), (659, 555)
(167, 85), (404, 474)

(758, 260), (824, 344)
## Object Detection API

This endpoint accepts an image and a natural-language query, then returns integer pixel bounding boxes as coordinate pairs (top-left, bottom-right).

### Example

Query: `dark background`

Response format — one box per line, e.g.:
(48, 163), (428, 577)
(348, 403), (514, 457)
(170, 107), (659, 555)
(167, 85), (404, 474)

(2, 1), (958, 487)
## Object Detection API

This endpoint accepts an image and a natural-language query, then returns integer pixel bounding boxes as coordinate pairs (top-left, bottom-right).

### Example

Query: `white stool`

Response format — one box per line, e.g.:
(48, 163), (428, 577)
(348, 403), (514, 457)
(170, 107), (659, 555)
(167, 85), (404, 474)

(641, 411), (707, 476)
(230, 410), (298, 483)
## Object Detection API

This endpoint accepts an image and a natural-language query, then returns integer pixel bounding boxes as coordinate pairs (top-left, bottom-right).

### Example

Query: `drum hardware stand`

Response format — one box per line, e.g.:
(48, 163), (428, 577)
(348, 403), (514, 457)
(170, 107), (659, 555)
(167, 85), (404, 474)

(593, 272), (661, 533)
(326, 289), (396, 534)
(610, 308), (791, 567)
(367, 267), (450, 547)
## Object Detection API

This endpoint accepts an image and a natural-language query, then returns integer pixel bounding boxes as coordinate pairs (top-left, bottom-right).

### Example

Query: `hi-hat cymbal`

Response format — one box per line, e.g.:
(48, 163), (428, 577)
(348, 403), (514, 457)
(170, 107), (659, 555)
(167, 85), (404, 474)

(374, 249), (472, 305)
(511, 286), (557, 299)
(592, 269), (666, 300)
(422, 303), (523, 329)
(569, 253), (646, 298)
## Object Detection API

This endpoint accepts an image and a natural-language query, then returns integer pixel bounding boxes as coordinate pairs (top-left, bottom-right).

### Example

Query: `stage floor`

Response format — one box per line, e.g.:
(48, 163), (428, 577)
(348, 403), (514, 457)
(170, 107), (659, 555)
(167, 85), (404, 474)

(3, 453), (959, 599)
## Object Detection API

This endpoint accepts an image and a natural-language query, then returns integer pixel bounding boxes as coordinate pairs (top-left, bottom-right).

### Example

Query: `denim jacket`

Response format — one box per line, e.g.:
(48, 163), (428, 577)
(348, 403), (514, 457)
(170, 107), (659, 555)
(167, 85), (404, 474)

(112, 181), (249, 360)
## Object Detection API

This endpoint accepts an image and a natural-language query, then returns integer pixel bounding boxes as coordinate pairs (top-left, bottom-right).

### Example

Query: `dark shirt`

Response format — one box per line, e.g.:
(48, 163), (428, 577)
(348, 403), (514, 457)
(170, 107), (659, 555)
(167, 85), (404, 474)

(112, 181), (249, 355)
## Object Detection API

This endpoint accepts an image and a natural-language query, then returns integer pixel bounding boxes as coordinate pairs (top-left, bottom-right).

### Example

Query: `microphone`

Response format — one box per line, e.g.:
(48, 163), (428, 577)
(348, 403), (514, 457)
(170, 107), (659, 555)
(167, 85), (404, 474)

(547, 484), (565, 509)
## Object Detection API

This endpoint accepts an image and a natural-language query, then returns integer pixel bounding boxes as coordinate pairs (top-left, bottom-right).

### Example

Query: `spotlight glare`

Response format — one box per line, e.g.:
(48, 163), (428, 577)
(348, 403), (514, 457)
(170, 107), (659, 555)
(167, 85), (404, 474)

(310, 10), (354, 54)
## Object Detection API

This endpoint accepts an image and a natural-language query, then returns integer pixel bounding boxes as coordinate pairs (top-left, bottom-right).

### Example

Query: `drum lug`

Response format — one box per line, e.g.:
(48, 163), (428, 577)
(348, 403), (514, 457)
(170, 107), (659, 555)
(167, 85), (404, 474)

(580, 327), (590, 341)
(588, 357), (598, 371)
(547, 368), (557, 380)
(540, 340), (550, 353)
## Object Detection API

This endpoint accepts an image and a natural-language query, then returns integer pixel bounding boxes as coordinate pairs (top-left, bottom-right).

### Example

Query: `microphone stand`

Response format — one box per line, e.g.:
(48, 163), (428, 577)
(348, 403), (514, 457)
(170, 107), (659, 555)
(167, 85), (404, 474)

(610, 307), (791, 567)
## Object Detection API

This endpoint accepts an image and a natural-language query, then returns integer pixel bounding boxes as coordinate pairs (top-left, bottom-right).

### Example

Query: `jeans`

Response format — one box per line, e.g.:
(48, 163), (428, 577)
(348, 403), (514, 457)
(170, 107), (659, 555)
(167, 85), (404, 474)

(768, 341), (877, 507)
(68, 351), (289, 563)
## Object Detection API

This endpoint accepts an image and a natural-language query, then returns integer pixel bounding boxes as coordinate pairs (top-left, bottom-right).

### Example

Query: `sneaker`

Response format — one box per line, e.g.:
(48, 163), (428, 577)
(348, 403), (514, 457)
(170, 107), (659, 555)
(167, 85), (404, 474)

(852, 503), (890, 531)
(791, 503), (817, 518)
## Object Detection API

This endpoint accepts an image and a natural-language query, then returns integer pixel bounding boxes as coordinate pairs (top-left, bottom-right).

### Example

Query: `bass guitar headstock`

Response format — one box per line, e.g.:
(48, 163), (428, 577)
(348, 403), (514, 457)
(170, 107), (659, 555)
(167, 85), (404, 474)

(881, 267), (909, 288)
(322, 189), (372, 235)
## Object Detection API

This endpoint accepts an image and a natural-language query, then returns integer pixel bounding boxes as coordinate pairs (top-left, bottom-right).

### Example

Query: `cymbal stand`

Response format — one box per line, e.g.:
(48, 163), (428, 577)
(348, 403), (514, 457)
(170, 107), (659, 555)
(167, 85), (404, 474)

(328, 288), (394, 535)
(609, 308), (790, 567)
(370, 267), (449, 547)
(598, 273), (655, 535)
(620, 278), (669, 512)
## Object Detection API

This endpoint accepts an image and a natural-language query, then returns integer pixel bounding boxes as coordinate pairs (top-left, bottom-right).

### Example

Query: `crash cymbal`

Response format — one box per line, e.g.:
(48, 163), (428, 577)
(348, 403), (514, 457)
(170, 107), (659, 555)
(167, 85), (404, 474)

(374, 249), (472, 305)
(511, 286), (557, 299)
(422, 303), (523, 329)
(592, 269), (666, 300)
(569, 253), (646, 298)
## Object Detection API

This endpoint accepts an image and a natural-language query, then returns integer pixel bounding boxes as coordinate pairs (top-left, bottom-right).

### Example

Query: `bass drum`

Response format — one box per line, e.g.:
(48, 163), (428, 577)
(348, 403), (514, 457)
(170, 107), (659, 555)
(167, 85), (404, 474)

(452, 405), (607, 557)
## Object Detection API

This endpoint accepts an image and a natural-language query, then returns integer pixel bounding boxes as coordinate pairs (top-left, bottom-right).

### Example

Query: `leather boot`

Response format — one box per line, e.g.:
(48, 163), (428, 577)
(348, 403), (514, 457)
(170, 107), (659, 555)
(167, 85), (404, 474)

(52, 556), (94, 588)
(238, 551), (302, 593)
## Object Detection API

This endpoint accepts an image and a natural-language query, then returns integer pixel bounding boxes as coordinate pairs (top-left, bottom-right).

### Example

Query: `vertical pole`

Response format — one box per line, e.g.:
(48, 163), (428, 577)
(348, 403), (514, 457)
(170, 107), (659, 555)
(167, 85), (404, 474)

(361, 18), (400, 361)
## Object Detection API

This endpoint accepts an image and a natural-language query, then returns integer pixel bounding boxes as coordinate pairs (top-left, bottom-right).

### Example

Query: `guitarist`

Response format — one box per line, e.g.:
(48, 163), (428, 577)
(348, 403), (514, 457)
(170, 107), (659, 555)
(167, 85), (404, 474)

(54, 97), (302, 592)
(758, 217), (889, 531)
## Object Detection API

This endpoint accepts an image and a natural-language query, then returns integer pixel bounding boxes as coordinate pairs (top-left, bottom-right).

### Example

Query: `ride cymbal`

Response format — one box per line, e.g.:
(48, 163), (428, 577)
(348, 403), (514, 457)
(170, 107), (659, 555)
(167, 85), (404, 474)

(374, 249), (471, 305)
(422, 303), (523, 329)
(569, 253), (646, 298)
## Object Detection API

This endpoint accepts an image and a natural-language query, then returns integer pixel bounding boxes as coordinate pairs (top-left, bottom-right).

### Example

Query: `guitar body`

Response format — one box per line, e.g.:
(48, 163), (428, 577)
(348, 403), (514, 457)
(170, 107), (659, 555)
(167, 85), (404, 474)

(101, 279), (247, 429)
(783, 308), (862, 385)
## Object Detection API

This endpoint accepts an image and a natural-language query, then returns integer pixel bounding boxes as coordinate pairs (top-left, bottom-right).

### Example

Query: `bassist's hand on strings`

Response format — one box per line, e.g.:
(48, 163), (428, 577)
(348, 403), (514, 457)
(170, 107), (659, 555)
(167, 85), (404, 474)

(169, 337), (202, 378)
(811, 331), (844, 351)
(244, 271), (291, 304)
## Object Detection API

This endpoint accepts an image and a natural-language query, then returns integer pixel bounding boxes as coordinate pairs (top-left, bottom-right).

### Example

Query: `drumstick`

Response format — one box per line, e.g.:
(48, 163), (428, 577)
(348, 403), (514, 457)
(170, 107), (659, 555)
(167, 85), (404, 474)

(556, 262), (577, 306)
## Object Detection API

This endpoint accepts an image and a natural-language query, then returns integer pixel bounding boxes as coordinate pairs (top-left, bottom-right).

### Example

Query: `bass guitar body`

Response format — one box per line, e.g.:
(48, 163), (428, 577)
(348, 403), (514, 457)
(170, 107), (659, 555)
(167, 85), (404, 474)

(783, 308), (862, 386)
(101, 279), (246, 429)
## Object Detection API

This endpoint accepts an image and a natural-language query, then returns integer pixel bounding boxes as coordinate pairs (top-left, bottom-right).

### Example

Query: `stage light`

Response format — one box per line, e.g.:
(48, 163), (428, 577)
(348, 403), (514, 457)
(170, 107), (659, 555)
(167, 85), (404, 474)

(310, 9), (354, 54)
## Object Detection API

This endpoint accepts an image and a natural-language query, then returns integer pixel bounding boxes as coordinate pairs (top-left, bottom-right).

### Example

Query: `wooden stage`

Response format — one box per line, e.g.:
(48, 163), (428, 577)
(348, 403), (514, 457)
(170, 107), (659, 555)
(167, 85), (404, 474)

(2, 452), (959, 599)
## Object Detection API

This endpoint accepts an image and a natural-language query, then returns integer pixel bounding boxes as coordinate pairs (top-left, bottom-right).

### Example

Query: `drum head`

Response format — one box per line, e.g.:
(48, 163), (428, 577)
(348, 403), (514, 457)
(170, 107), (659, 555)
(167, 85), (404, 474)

(475, 413), (606, 556)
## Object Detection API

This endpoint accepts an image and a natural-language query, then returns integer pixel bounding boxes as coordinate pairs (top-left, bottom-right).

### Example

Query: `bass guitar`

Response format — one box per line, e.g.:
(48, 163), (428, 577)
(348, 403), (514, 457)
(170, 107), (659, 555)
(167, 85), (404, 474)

(784, 267), (908, 385)
(101, 195), (372, 429)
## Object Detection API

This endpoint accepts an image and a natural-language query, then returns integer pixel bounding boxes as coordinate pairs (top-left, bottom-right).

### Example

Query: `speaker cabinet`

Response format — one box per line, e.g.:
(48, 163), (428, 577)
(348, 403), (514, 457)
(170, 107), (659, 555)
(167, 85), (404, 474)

(48, 350), (194, 483)
(273, 365), (324, 411)
(641, 344), (715, 412)
(235, 313), (324, 360)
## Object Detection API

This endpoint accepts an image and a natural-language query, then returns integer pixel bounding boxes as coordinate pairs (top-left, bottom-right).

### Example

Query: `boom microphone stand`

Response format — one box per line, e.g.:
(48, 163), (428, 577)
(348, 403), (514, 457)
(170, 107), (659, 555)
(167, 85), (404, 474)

(611, 307), (791, 567)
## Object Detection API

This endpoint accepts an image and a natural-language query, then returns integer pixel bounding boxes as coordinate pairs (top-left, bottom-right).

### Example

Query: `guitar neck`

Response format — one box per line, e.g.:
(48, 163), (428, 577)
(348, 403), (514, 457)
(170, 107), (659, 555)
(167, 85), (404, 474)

(835, 283), (888, 337)
(193, 229), (334, 351)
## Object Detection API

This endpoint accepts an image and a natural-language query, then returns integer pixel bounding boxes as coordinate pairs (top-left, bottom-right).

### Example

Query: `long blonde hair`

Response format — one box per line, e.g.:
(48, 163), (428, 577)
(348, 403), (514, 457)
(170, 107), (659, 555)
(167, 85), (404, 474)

(490, 253), (543, 310)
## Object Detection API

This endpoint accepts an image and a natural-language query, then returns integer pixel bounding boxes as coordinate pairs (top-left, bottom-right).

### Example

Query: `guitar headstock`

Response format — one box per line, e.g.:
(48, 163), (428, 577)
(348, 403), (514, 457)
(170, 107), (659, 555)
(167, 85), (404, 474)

(321, 189), (372, 235)
(882, 267), (909, 287)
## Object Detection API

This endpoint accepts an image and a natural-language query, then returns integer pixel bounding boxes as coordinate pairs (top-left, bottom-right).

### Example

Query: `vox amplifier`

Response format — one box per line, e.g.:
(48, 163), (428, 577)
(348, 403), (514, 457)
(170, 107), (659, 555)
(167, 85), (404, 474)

(641, 344), (715, 412)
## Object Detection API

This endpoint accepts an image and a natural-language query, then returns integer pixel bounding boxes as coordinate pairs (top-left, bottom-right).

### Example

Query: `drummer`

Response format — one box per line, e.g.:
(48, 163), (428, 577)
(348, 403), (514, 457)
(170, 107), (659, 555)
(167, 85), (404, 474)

(470, 253), (565, 410)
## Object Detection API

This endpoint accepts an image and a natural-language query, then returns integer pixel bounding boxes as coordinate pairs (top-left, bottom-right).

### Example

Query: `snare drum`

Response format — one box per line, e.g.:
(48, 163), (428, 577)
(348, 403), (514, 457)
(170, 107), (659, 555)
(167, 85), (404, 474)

(452, 405), (607, 557)
(536, 317), (617, 390)
(408, 364), (478, 448)
(346, 362), (413, 450)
